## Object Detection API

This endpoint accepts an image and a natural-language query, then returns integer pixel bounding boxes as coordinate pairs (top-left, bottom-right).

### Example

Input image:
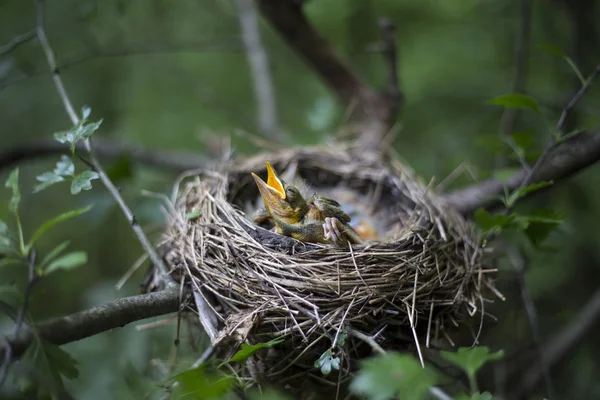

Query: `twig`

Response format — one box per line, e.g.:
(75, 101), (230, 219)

(35, 0), (174, 285)
(508, 248), (555, 400)
(378, 18), (402, 109)
(0, 29), (36, 56)
(515, 287), (600, 398)
(446, 63), (600, 215)
(0, 250), (38, 387)
(0, 287), (182, 362)
(233, 0), (281, 140)
(0, 139), (210, 172)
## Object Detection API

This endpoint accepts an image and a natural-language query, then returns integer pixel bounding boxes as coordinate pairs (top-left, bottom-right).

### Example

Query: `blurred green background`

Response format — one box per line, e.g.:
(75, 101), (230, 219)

(1, 0), (600, 399)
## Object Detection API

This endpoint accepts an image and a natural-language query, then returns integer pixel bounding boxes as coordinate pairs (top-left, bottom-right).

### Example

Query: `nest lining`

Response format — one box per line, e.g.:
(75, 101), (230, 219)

(160, 146), (493, 386)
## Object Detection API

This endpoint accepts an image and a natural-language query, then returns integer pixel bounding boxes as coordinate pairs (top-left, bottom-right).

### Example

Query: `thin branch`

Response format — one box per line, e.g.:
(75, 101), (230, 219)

(515, 287), (600, 398)
(0, 288), (182, 361)
(0, 250), (38, 387)
(35, 0), (174, 285)
(446, 63), (600, 215)
(234, 0), (281, 140)
(508, 248), (555, 400)
(0, 29), (36, 56)
(256, 0), (398, 155)
(378, 18), (402, 109)
(0, 138), (210, 172)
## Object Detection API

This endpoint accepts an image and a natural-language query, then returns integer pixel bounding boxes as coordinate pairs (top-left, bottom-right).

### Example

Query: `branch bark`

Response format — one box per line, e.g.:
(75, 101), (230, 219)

(0, 138), (209, 172)
(256, 0), (400, 155)
(0, 289), (182, 361)
(444, 129), (600, 215)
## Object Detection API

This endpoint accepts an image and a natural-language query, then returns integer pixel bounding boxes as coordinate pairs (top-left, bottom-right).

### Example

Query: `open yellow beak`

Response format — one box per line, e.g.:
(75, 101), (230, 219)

(251, 161), (286, 200)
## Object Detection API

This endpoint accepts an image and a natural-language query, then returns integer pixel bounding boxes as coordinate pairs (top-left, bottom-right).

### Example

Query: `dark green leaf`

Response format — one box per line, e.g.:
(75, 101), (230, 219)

(0, 257), (25, 269)
(40, 240), (71, 269)
(0, 284), (22, 312)
(493, 168), (519, 184)
(71, 171), (99, 195)
(27, 206), (91, 249)
(539, 44), (565, 57)
(225, 337), (284, 364)
(507, 181), (553, 207)
(33, 172), (65, 193)
(487, 94), (540, 113)
(440, 347), (504, 378)
(523, 209), (564, 246)
(41, 341), (79, 380)
(350, 352), (439, 400)
(186, 209), (202, 219)
(44, 251), (87, 274)
(5, 168), (20, 214)
(511, 131), (535, 149)
(166, 366), (233, 399)
(474, 209), (514, 232)
(314, 349), (340, 376)
(54, 155), (75, 176)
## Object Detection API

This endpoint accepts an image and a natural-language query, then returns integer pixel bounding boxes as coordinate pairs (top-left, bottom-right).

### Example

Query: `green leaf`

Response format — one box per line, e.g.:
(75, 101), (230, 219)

(27, 206), (91, 249)
(314, 349), (340, 376)
(41, 341), (80, 380)
(507, 181), (553, 207)
(493, 168), (519, 184)
(44, 251), (87, 274)
(54, 128), (78, 153)
(33, 172), (65, 193)
(54, 155), (75, 176)
(539, 44), (564, 57)
(0, 220), (13, 254)
(350, 352), (439, 400)
(560, 129), (584, 142)
(336, 329), (348, 347)
(487, 94), (540, 113)
(440, 347), (504, 378)
(5, 168), (21, 214)
(524, 209), (563, 246)
(71, 171), (99, 195)
(475, 135), (507, 154)
(224, 337), (284, 364)
(474, 209), (515, 233)
(81, 105), (91, 120)
(511, 130), (535, 149)
(186, 209), (202, 219)
(76, 119), (103, 141)
(40, 240), (71, 269)
(166, 366), (233, 399)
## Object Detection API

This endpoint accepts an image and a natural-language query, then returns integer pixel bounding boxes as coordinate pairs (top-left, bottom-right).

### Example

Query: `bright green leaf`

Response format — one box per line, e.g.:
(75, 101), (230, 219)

(507, 181), (553, 207)
(166, 366), (233, 399)
(27, 206), (91, 249)
(440, 347), (504, 378)
(54, 155), (75, 176)
(225, 337), (284, 364)
(33, 172), (65, 193)
(511, 131), (535, 149)
(186, 209), (202, 219)
(76, 119), (103, 141)
(350, 352), (439, 400)
(474, 209), (515, 233)
(54, 128), (78, 153)
(487, 94), (540, 113)
(314, 349), (340, 376)
(5, 168), (21, 214)
(40, 240), (71, 269)
(45, 251), (87, 274)
(71, 171), (99, 195)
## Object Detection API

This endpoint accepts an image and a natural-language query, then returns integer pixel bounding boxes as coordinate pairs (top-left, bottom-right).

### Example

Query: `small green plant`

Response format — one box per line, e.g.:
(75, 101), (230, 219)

(441, 346), (504, 395)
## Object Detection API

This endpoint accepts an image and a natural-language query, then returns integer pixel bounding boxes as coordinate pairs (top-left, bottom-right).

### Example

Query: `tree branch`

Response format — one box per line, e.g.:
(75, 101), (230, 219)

(234, 0), (282, 140)
(256, 0), (399, 155)
(0, 138), (209, 172)
(0, 29), (36, 56)
(35, 0), (174, 285)
(0, 289), (182, 361)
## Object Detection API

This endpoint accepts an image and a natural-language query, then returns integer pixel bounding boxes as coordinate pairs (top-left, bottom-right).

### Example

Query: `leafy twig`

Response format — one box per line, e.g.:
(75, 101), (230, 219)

(0, 249), (38, 387)
(34, 0), (173, 285)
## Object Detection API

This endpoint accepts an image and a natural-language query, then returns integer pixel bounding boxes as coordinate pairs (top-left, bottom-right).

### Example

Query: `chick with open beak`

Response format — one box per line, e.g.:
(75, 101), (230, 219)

(251, 162), (362, 246)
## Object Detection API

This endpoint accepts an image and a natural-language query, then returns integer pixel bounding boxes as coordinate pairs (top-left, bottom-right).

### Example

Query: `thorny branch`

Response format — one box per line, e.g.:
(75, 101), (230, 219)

(0, 250), (38, 387)
(35, 0), (173, 285)
(234, 0), (281, 140)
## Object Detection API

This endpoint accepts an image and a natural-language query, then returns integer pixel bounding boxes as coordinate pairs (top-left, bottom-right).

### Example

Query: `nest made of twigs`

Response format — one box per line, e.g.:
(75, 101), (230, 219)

(159, 146), (495, 395)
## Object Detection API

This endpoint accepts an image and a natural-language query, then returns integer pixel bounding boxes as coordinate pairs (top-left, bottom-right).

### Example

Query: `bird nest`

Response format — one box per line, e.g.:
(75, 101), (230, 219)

(159, 146), (495, 395)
